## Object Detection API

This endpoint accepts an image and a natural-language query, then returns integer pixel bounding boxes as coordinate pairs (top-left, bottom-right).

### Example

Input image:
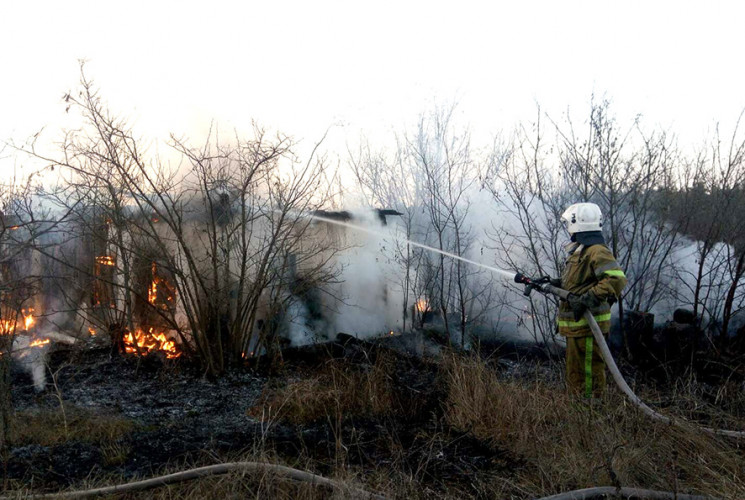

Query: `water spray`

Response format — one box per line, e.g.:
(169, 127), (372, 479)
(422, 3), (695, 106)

(298, 211), (745, 438)
(295, 211), (516, 281)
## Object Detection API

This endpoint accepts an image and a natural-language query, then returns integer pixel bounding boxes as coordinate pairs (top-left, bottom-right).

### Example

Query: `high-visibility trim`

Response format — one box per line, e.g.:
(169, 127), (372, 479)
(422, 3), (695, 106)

(594, 261), (620, 276)
(603, 269), (626, 278)
(585, 336), (593, 398)
(559, 305), (610, 320)
(558, 313), (612, 328)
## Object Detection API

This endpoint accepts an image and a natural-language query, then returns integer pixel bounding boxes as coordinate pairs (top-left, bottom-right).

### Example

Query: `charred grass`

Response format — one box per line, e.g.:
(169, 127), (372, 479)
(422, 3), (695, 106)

(4, 341), (745, 499)
(245, 347), (745, 499)
(10, 407), (135, 447)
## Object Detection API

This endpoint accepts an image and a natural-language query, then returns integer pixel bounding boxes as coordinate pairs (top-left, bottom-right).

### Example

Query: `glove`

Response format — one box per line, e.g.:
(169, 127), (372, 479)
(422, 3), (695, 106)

(549, 277), (562, 288)
(567, 292), (602, 321)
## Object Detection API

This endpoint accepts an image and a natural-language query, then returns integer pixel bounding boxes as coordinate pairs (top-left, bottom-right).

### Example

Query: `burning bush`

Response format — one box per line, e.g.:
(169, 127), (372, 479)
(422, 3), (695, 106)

(93, 255), (116, 308)
(122, 328), (181, 359)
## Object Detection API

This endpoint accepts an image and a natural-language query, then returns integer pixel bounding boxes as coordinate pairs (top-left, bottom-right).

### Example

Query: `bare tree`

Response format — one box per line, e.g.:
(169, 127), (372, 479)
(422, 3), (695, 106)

(554, 98), (681, 355)
(666, 115), (745, 343)
(482, 107), (568, 354)
(21, 66), (341, 376)
(408, 104), (492, 348)
(0, 166), (48, 485)
(349, 134), (430, 332)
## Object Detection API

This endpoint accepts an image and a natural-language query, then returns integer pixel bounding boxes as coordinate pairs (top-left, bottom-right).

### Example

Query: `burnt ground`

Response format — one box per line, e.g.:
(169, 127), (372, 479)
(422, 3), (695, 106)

(4, 336), (525, 496)
(7, 348), (267, 489)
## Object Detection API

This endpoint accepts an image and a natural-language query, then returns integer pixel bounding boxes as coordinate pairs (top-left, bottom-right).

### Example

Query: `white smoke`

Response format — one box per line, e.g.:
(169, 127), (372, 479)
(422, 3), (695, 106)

(285, 297), (315, 346)
(327, 210), (405, 338)
(10, 336), (48, 392)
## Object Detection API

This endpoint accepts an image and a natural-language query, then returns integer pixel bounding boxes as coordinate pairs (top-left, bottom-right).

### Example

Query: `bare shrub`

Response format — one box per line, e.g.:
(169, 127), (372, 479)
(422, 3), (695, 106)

(21, 64), (341, 375)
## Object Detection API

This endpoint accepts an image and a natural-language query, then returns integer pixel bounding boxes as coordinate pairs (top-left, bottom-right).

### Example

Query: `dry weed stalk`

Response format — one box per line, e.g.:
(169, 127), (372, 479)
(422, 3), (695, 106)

(250, 354), (395, 425)
(442, 354), (745, 499)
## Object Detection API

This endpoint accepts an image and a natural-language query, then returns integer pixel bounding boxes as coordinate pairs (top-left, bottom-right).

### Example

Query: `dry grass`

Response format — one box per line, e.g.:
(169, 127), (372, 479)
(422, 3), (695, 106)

(248, 353), (396, 424)
(1, 451), (391, 500)
(10, 406), (135, 447)
(443, 353), (745, 499)
(6, 350), (745, 499)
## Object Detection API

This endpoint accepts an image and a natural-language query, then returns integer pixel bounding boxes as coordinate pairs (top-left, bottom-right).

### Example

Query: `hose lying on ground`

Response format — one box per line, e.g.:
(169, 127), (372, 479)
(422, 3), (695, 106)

(534, 486), (718, 500)
(0, 462), (388, 500)
(543, 284), (745, 439)
(0, 463), (717, 500)
(0, 462), (716, 500)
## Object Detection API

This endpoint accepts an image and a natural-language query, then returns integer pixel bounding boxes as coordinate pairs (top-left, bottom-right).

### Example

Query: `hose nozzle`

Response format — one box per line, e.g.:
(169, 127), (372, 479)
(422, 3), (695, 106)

(514, 273), (550, 296)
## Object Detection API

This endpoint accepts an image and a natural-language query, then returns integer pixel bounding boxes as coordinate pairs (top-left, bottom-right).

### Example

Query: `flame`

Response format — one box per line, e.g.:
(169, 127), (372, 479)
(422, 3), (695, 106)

(95, 255), (116, 266)
(0, 319), (14, 335)
(148, 263), (158, 305)
(88, 327), (97, 336)
(147, 262), (176, 310)
(29, 338), (50, 348)
(389, 330), (397, 336)
(22, 308), (35, 331)
(123, 328), (181, 359)
(94, 256), (117, 307)
(415, 298), (429, 313)
(0, 308), (36, 335)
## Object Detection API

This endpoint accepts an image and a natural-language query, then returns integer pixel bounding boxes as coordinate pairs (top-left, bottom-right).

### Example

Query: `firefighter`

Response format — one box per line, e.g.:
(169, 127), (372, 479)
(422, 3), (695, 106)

(555, 202), (627, 398)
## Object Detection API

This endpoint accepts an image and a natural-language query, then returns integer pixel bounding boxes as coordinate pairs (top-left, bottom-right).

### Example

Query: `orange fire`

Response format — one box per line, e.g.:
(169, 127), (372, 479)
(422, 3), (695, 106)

(22, 308), (35, 331)
(88, 327), (97, 336)
(123, 328), (181, 359)
(95, 255), (116, 266)
(0, 319), (14, 335)
(147, 262), (176, 310)
(415, 298), (429, 313)
(29, 338), (50, 348)
(148, 263), (158, 305)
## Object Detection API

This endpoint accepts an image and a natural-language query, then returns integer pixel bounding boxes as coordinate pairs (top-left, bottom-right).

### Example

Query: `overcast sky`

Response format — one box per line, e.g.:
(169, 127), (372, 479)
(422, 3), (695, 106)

(2, 1), (745, 179)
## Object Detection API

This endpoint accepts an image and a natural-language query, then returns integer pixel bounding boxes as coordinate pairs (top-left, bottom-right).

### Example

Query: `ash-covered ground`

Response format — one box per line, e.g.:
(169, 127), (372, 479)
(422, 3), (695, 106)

(8, 348), (267, 487)
(5, 335), (532, 495)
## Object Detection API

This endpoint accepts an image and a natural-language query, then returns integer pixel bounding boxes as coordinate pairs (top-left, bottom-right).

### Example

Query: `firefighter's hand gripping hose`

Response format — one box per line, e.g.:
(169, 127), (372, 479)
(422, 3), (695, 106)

(514, 273), (745, 440)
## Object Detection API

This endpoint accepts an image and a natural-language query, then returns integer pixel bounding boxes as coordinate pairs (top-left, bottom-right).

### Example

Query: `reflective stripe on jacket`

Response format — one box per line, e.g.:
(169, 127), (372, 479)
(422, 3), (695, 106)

(558, 242), (627, 337)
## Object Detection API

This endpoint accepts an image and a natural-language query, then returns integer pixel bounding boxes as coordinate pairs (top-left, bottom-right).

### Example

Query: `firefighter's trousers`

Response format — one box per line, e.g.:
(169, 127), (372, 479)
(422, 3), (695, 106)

(566, 335), (606, 398)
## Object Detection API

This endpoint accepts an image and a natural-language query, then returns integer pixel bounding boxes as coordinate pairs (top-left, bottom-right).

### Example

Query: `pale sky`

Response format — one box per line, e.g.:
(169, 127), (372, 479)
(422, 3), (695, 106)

(2, 1), (745, 179)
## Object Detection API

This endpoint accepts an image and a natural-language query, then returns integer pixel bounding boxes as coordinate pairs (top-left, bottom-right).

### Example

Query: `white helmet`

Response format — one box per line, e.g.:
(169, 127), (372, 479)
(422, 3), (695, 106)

(561, 202), (603, 234)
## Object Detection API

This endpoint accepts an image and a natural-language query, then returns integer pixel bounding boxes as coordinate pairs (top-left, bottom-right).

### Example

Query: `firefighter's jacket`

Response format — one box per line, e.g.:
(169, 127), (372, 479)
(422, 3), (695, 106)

(558, 242), (627, 337)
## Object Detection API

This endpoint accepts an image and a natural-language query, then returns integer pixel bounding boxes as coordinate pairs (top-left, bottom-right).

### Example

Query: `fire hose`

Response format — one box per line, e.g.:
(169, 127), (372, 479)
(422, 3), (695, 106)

(514, 273), (745, 440)
(0, 464), (718, 500)
(0, 461), (387, 500)
(1, 274), (735, 499)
